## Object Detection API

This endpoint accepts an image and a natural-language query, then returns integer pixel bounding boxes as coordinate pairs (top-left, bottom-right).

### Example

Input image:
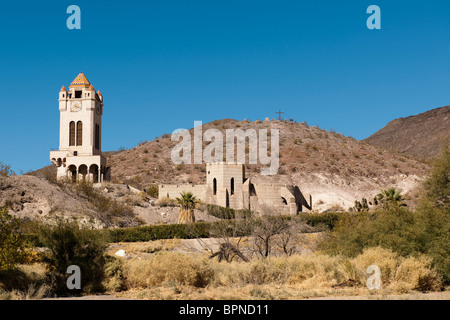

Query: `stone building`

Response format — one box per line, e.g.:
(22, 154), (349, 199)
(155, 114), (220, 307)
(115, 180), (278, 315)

(50, 73), (110, 182)
(159, 163), (312, 215)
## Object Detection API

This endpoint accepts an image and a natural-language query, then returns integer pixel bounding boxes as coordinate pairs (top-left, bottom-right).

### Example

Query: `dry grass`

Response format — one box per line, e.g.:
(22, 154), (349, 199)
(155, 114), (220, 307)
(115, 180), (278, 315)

(119, 247), (442, 299)
(0, 264), (51, 300)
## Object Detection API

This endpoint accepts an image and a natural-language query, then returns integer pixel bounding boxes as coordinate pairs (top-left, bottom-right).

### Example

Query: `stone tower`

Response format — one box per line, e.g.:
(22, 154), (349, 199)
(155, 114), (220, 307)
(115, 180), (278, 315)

(206, 163), (246, 209)
(50, 73), (110, 182)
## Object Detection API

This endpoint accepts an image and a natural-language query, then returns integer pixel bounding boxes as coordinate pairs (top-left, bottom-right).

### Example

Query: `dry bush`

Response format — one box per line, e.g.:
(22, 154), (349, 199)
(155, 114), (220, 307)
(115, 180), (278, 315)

(350, 247), (441, 292)
(0, 263), (51, 300)
(2, 284), (51, 300)
(351, 247), (399, 285)
(121, 248), (442, 296)
(121, 193), (147, 207)
(286, 255), (347, 289)
(155, 197), (176, 207)
(125, 252), (214, 288)
(392, 255), (441, 292)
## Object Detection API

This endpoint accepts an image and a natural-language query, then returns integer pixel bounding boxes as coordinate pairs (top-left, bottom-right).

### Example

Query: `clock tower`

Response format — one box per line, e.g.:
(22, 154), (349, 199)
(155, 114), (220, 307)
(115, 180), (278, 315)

(50, 73), (110, 183)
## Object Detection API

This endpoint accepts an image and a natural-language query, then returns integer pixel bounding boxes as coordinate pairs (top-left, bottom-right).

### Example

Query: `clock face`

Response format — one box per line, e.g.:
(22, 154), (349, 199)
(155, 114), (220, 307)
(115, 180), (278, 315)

(70, 101), (82, 112)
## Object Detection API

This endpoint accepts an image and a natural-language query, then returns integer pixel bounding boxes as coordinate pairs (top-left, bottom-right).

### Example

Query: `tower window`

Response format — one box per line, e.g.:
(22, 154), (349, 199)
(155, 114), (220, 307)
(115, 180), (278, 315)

(95, 124), (100, 150)
(230, 178), (234, 195)
(213, 178), (217, 195)
(76, 121), (83, 146)
(75, 90), (82, 99)
(69, 121), (75, 146)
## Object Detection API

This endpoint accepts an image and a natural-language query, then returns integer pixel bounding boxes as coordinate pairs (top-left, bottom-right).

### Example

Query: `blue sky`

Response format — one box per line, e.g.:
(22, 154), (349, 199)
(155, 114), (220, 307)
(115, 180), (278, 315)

(1, 0), (450, 173)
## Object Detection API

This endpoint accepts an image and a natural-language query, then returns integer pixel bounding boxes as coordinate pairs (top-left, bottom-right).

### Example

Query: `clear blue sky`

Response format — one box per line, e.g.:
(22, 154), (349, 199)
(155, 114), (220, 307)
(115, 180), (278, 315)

(1, 0), (450, 173)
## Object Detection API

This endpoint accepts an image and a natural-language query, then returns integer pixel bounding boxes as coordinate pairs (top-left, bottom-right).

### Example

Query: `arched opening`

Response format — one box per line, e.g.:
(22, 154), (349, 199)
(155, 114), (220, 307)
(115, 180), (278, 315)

(78, 165), (88, 181)
(230, 178), (234, 195)
(89, 164), (99, 183)
(69, 122), (75, 146)
(226, 190), (229, 208)
(67, 165), (77, 182)
(95, 124), (100, 150)
(213, 178), (217, 195)
(76, 121), (83, 146)
(56, 158), (62, 167)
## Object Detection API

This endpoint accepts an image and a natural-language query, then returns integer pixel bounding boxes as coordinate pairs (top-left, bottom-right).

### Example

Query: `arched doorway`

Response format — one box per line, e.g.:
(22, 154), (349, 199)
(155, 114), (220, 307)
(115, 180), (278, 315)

(78, 165), (88, 181)
(67, 165), (77, 182)
(89, 164), (99, 183)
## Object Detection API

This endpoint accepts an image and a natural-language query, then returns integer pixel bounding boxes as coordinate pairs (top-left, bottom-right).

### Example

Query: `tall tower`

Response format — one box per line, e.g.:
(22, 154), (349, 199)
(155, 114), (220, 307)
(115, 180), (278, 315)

(50, 73), (110, 182)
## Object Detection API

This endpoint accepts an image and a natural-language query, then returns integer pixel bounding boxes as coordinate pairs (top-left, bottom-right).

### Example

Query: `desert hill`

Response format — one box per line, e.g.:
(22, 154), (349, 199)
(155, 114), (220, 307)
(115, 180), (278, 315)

(6, 118), (432, 224)
(106, 118), (429, 211)
(0, 174), (144, 228)
(363, 105), (450, 160)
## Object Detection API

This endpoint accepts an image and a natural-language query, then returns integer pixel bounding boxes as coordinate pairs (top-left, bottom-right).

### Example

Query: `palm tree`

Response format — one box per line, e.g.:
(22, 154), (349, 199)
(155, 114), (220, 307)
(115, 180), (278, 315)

(176, 192), (198, 224)
(374, 187), (407, 210)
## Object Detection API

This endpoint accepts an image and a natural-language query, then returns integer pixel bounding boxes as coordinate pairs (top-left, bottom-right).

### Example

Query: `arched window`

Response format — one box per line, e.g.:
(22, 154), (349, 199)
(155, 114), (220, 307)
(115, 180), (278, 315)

(230, 178), (234, 195)
(76, 121), (83, 146)
(213, 178), (217, 195)
(95, 124), (100, 150)
(69, 122), (75, 146)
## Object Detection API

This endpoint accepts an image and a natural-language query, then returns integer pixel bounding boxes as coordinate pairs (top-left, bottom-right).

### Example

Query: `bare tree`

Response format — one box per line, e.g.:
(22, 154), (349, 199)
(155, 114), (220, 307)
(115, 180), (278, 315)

(185, 208), (253, 262)
(251, 207), (290, 257)
(250, 205), (314, 257)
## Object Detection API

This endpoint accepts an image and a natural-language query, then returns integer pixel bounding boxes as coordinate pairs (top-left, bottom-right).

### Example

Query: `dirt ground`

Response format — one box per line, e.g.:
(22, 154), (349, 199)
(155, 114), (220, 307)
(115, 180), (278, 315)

(45, 290), (449, 300)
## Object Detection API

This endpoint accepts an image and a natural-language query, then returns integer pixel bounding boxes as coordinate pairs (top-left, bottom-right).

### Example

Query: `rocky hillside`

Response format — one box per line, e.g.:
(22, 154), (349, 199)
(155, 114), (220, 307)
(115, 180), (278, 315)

(106, 119), (429, 211)
(0, 175), (143, 228)
(363, 106), (450, 160)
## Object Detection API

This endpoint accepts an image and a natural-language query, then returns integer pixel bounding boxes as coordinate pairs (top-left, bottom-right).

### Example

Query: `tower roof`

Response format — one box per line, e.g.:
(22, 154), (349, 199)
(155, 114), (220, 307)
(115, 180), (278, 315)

(69, 72), (91, 89)
(60, 85), (67, 92)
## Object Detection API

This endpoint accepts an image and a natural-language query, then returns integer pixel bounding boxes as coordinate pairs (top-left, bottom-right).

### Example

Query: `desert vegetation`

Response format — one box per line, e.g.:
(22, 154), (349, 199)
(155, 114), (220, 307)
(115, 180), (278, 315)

(0, 162), (13, 177)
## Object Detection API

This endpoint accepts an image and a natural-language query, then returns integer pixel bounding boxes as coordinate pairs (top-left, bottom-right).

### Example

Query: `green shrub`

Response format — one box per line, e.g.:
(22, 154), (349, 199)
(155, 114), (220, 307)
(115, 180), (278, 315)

(206, 204), (236, 219)
(0, 207), (28, 271)
(102, 255), (126, 292)
(319, 147), (450, 284)
(422, 145), (449, 210)
(205, 204), (252, 220)
(301, 212), (341, 230)
(37, 217), (108, 294)
(107, 221), (212, 242)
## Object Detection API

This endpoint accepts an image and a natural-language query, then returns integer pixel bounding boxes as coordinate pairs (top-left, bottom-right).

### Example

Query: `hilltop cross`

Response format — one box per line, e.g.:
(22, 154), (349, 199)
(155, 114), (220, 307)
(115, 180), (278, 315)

(276, 108), (284, 121)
